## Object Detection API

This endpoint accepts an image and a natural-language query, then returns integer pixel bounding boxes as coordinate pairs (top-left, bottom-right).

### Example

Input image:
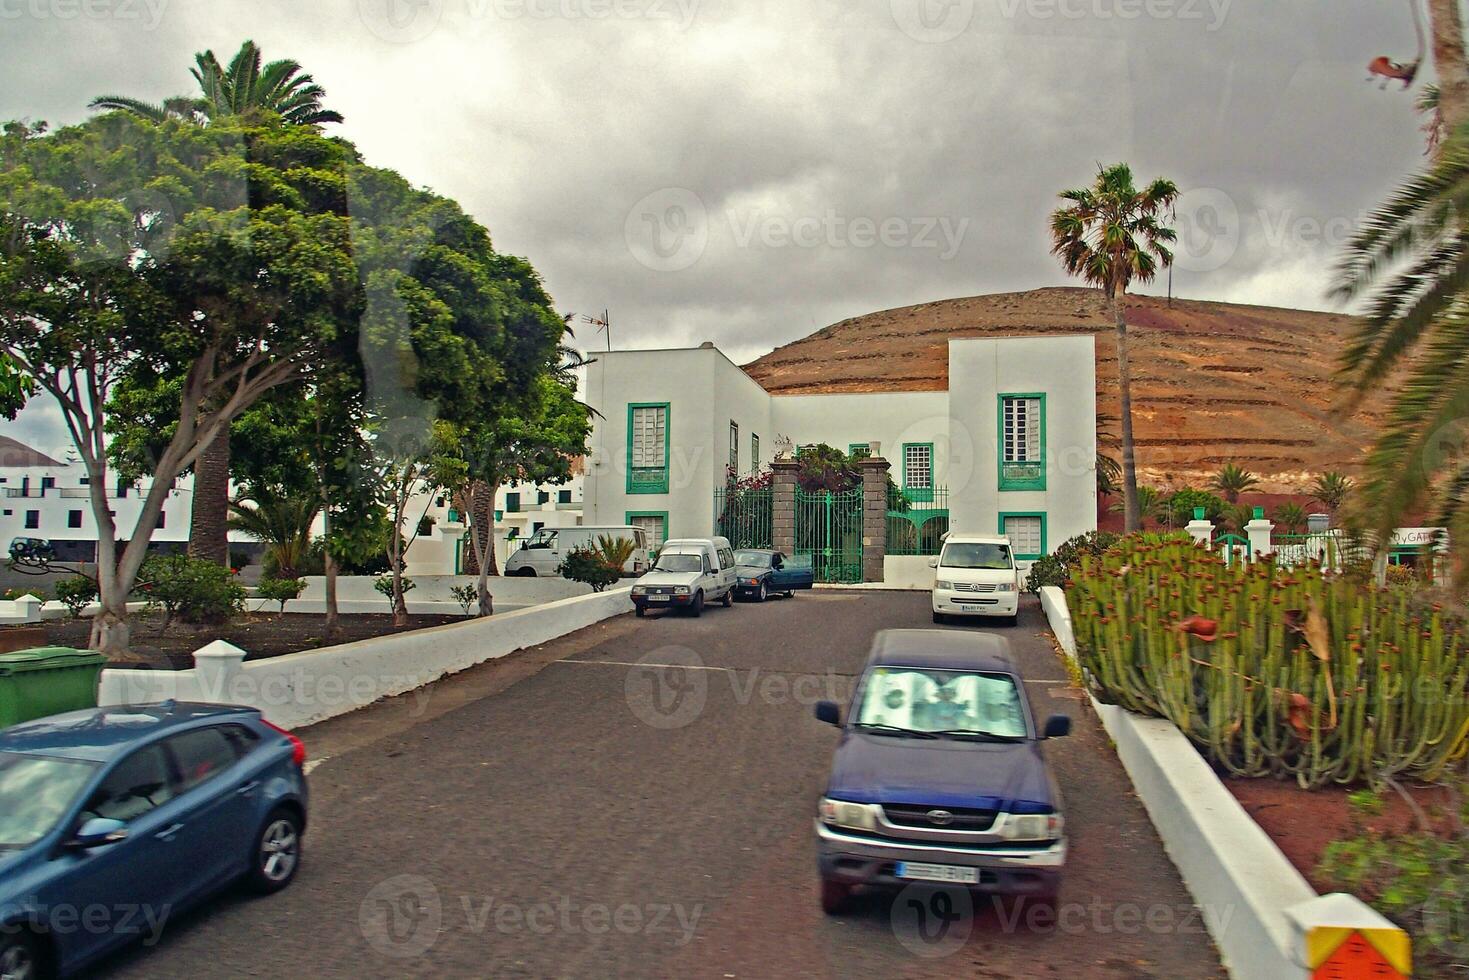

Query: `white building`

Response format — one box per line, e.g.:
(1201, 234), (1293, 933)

(581, 336), (1098, 581)
(401, 472), (585, 576)
(0, 436), (197, 562)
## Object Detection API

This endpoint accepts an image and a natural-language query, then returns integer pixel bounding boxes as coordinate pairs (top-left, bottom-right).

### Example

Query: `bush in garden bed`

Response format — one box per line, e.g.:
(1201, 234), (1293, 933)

(1068, 537), (1469, 788)
(139, 554), (246, 628)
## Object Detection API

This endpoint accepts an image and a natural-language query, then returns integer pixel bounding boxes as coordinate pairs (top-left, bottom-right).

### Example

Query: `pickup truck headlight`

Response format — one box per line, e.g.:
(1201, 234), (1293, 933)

(998, 812), (1063, 842)
(935, 580), (955, 590)
(818, 797), (878, 831)
(673, 586), (691, 595)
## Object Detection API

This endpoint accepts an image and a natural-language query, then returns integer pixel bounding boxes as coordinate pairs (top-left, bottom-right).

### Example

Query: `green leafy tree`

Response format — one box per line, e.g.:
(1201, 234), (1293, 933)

(93, 39), (344, 566)
(0, 114), (360, 656)
(257, 575), (306, 614)
(1209, 463), (1260, 504)
(1051, 163), (1179, 533)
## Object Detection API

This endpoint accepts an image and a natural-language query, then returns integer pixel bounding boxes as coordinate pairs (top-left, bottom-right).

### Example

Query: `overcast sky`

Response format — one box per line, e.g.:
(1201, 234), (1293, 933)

(0, 0), (1431, 453)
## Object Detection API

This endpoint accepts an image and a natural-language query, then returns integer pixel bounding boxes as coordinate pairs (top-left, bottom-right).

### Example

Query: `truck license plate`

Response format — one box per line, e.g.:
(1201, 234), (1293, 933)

(895, 862), (980, 884)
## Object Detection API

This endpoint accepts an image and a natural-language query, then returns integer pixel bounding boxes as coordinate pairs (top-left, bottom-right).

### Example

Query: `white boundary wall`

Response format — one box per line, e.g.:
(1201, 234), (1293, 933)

(1038, 586), (1397, 979)
(99, 587), (632, 730)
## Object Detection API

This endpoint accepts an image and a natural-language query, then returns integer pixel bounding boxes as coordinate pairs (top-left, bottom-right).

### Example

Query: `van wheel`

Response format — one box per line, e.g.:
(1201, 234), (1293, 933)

(722, 589), (732, 607)
(635, 606), (645, 618)
(690, 591), (704, 617)
(519, 568), (537, 577)
(932, 611), (944, 624)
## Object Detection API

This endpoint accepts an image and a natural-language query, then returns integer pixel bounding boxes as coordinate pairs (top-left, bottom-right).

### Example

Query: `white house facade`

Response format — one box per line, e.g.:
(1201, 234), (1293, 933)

(401, 473), (585, 576)
(582, 335), (1098, 581)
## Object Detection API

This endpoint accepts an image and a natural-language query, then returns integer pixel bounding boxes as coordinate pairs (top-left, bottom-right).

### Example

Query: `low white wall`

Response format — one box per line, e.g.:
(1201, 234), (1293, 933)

(100, 586), (632, 730)
(1037, 584), (1397, 979)
(295, 574), (589, 604)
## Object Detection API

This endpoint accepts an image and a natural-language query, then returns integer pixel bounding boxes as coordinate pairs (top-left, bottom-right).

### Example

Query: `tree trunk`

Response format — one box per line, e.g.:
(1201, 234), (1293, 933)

(470, 483), (495, 617)
(322, 508), (340, 637)
(189, 429), (231, 565)
(1429, 0), (1469, 132)
(89, 592), (131, 656)
(1110, 295), (1142, 533)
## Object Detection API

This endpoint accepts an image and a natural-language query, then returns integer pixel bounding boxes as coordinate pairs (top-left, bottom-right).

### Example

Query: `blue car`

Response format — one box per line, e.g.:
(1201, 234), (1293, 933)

(812, 630), (1070, 914)
(0, 703), (309, 978)
(733, 549), (815, 601)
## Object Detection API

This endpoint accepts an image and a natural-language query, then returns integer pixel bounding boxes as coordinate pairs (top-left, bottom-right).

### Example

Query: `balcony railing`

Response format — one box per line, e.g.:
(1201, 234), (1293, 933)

(2, 488), (44, 498)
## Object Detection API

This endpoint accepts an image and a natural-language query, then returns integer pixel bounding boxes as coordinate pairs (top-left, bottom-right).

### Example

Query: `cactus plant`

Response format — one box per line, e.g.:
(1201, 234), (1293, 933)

(1068, 537), (1469, 788)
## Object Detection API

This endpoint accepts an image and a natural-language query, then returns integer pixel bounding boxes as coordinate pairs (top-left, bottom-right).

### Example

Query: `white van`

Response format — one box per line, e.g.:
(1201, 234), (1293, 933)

(629, 536), (738, 617)
(929, 534), (1020, 625)
(504, 525), (649, 577)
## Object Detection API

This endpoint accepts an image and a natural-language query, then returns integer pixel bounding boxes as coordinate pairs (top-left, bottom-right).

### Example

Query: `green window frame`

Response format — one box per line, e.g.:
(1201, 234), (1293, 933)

(999, 512), (1047, 560)
(729, 420), (739, 474)
(627, 402), (671, 494)
(901, 442), (935, 503)
(505, 492), (521, 513)
(558, 489), (572, 504)
(848, 443), (871, 460)
(626, 510), (669, 548)
(998, 393), (1046, 491)
(751, 433), (760, 471)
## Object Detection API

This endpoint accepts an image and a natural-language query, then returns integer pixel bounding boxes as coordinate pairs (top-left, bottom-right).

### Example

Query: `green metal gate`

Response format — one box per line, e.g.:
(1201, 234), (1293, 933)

(714, 487), (773, 549)
(796, 488), (863, 584)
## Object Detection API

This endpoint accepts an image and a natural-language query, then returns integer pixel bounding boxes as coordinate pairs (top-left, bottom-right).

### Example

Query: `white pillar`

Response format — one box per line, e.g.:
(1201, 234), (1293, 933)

(1246, 508), (1274, 558)
(193, 639), (247, 703)
(1186, 507), (1215, 548)
(13, 594), (41, 623)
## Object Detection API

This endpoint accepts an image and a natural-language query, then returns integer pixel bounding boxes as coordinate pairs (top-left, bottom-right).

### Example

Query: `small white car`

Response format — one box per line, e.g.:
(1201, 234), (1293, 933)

(930, 534), (1021, 625)
(630, 537), (738, 617)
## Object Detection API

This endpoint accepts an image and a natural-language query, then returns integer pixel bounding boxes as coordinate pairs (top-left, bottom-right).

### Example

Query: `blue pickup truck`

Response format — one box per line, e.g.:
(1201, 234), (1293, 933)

(812, 629), (1071, 914)
(733, 549), (815, 601)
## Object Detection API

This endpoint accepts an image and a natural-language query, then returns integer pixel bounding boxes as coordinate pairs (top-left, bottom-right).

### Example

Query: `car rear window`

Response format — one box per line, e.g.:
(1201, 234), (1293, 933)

(168, 727), (242, 792)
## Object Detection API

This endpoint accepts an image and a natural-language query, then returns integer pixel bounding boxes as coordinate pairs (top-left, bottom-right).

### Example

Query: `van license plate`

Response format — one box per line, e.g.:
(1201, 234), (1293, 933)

(895, 862), (980, 884)
(648, 595), (670, 603)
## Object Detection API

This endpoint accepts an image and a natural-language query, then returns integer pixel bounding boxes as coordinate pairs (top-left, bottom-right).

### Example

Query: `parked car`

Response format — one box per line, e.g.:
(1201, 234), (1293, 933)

(812, 630), (1070, 914)
(504, 525), (650, 577)
(0, 702), (309, 978)
(733, 549), (815, 601)
(629, 537), (737, 617)
(7, 537), (55, 566)
(930, 533), (1020, 625)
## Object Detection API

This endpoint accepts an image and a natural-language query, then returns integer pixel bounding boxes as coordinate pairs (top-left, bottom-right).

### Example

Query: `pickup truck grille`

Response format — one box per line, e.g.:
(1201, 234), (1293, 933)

(953, 582), (998, 593)
(882, 804), (998, 832)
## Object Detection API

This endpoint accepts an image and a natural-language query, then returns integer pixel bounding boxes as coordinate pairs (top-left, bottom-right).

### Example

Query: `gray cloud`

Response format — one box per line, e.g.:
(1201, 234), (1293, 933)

(0, 0), (1430, 399)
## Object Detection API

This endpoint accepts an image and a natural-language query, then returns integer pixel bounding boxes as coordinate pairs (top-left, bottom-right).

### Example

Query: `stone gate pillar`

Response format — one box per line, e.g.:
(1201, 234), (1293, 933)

(771, 458), (799, 556)
(859, 457), (891, 583)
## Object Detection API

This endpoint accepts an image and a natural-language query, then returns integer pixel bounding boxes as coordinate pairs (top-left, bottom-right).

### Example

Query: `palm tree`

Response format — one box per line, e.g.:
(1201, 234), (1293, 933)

(1109, 484), (1163, 527)
(91, 41), (342, 567)
(1209, 463), (1260, 504)
(1273, 502), (1308, 535)
(1051, 164), (1178, 533)
(1427, 0), (1469, 133)
(1308, 471), (1354, 516)
(91, 40), (343, 126)
(227, 489), (320, 580)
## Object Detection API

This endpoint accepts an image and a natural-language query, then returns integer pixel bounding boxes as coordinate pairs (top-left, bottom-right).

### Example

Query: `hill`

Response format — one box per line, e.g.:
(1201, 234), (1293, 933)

(741, 287), (1384, 492)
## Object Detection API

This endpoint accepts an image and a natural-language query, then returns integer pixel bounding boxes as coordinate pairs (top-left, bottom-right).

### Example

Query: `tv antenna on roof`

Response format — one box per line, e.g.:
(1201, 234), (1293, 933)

(582, 310), (611, 352)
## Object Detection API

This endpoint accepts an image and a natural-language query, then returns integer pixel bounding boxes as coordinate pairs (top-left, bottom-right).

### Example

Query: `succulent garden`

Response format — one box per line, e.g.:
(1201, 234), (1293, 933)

(1068, 536), (1469, 789)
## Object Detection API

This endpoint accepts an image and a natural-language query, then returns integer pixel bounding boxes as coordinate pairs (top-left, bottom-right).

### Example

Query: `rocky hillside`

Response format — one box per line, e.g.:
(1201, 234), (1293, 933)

(742, 287), (1384, 492)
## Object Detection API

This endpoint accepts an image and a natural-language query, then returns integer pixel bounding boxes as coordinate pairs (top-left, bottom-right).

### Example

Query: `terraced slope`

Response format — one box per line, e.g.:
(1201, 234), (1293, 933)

(742, 287), (1384, 492)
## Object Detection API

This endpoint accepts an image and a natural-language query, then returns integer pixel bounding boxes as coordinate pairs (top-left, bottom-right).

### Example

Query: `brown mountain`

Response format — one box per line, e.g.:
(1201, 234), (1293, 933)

(742, 287), (1384, 493)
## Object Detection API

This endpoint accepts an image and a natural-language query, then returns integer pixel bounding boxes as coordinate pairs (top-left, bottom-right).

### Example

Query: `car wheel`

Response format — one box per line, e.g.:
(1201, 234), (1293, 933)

(820, 878), (853, 915)
(785, 590), (795, 599)
(690, 591), (704, 617)
(0, 931), (45, 980)
(756, 581), (767, 602)
(246, 807), (303, 895)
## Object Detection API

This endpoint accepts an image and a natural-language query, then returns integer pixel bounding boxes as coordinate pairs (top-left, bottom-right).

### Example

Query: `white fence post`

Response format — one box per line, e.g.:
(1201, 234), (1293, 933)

(1246, 507), (1274, 559)
(1186, 507), (1215, 548)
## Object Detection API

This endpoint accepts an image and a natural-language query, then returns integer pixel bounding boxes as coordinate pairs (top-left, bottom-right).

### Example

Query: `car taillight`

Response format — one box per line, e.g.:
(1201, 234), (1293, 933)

(262, 719), (307, 768)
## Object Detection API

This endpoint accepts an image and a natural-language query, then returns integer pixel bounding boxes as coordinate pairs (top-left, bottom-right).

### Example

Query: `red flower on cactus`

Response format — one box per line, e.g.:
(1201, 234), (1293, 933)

(1178, 616), (1218, 642)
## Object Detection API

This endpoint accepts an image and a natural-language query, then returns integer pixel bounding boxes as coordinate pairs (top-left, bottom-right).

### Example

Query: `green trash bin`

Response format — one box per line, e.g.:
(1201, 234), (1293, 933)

(0, 647), (108, 729)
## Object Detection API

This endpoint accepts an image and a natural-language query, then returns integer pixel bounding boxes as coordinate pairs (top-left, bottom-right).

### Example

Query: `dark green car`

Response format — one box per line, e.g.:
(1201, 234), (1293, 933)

(734, 549), (815, 601)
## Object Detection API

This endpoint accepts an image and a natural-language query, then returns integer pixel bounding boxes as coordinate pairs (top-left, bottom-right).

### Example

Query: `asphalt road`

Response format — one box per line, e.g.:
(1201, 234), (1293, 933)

(95, 592), (1223, 979)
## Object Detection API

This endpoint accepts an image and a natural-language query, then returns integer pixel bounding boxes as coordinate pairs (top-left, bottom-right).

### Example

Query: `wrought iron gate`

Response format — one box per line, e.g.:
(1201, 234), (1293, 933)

(796, 488), (863, 584)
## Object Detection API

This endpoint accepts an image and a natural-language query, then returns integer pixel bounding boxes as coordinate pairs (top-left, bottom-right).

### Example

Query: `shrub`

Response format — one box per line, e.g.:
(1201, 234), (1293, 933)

(373, 574), (415, 611)
(139, 554), (246, 628)
(449, 584), (478, 616)
(257, 576), (306, 614)
(1, 587), (46, 601)
(1160, 487), (1227, 529)
(1025, 530), (1120, 594)
(592, 535), (635, 576)
(1069, 537), (1469, 788)
(560, 546), (621, 593)
(53, 576), (97, 618)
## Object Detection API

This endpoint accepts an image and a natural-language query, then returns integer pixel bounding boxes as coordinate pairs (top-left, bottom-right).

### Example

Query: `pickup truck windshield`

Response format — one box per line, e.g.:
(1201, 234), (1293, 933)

(654, 553), (702, 573)
(939, 543), (1012, 570)
(854, 668), (1026, 738)
(0, 752), (98, 848)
